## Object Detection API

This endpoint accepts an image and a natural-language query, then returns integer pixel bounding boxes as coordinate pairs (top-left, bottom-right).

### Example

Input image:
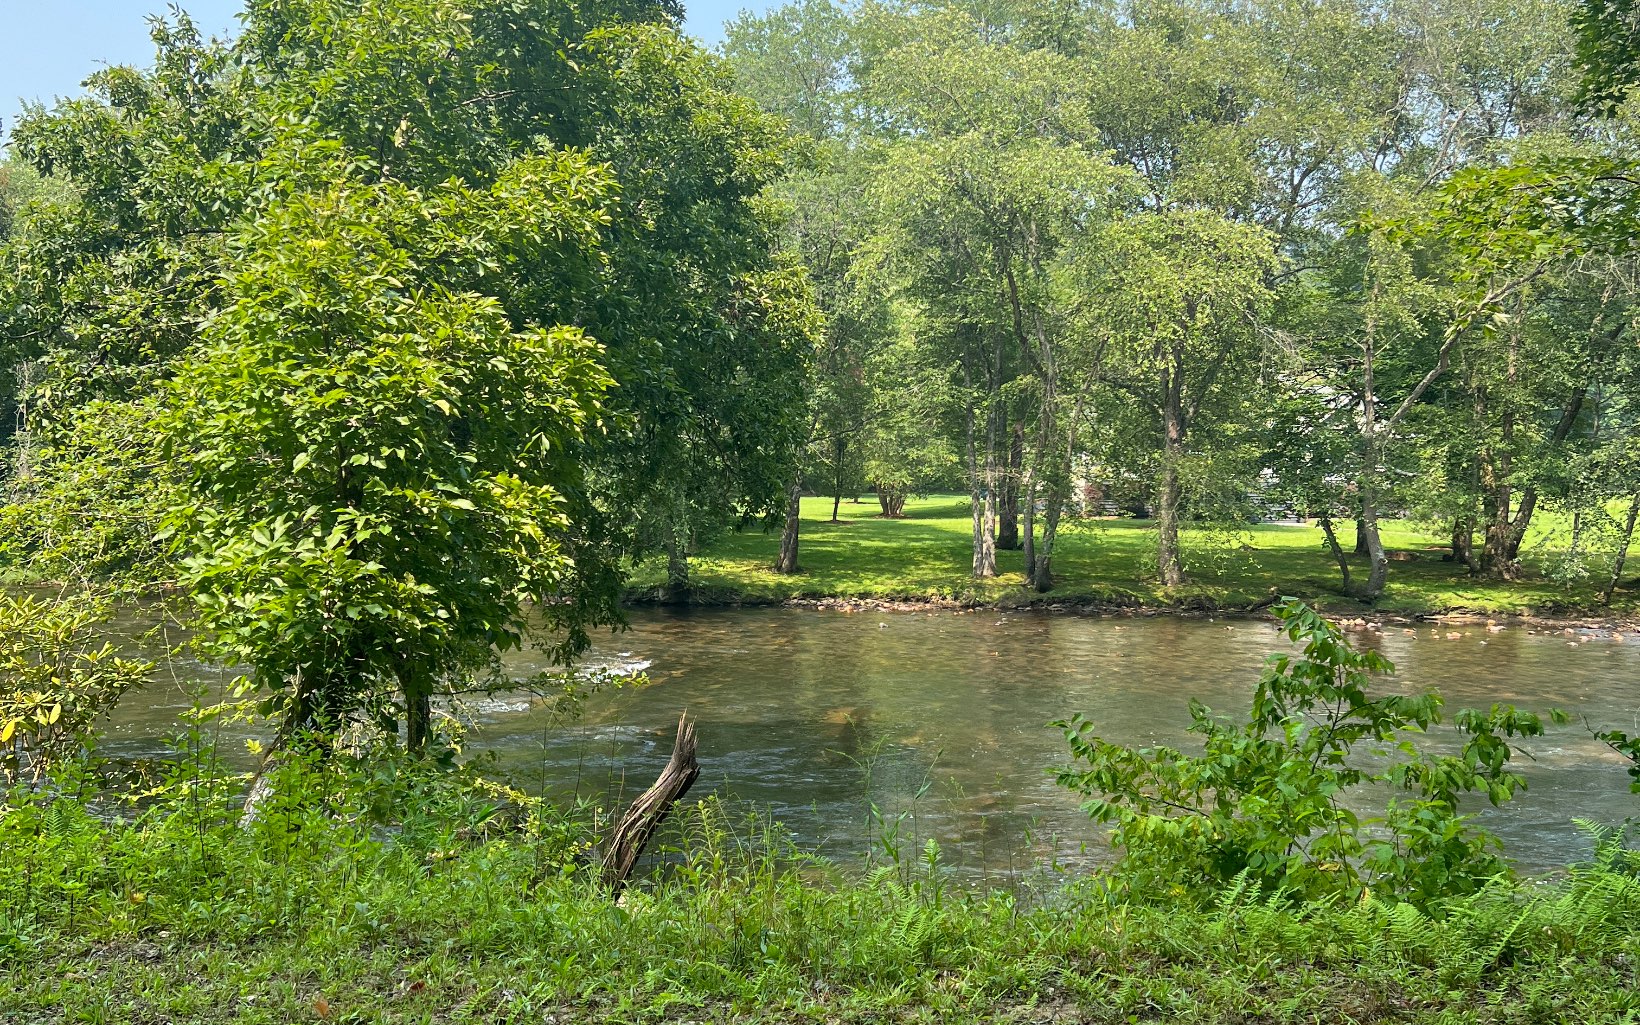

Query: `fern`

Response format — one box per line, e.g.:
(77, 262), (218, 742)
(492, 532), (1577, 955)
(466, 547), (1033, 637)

(889, 901), (941, 964)
(1575, 817), (1640, 876)
(1467, 905), (1533, 978)
(1384, 900), (1438, 959)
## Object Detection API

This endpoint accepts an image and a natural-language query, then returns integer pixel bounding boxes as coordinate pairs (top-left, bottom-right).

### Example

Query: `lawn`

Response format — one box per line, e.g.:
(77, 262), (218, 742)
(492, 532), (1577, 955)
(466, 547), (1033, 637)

(630, 495), (1631, 617)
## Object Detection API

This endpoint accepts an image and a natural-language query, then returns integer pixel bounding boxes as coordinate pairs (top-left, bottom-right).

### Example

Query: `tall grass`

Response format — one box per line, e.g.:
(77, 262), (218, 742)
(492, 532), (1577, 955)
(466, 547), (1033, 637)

(5, 753), (1640, 1024)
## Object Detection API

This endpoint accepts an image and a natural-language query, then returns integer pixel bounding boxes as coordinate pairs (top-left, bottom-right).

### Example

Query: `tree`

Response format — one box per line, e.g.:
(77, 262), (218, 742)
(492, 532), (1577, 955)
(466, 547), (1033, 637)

(860, 324), (959, 518)
(1, 0), (815, 752)
(766, 161), (875, 573)
(857, 6), (1126, 579)
(1081, 211), (1277, 586)
(722, 0), (852, 139)
(166, 152), (616, 753)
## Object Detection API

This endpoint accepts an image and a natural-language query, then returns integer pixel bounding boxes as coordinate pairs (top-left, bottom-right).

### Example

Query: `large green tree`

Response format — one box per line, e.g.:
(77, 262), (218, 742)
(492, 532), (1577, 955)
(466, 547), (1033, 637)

(1079, 211), (1278, 586)
(168, 154), (614, 751)
(0, 0), (814, 748)
(857, 6), (1127, 580)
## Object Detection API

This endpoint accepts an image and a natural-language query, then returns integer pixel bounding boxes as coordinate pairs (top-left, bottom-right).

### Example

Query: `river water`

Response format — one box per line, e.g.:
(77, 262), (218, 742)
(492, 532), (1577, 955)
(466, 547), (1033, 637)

(105, 606), (1639, 877)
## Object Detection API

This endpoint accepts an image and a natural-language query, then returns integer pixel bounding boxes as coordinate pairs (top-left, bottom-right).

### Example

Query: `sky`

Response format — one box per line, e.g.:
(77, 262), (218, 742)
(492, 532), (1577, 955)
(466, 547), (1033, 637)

(0, 0), (756, 142)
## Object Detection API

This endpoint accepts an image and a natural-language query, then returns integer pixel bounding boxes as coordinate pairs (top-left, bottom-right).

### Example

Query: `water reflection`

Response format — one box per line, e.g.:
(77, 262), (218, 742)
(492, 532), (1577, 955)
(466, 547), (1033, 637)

(102, 606), (1639, 875)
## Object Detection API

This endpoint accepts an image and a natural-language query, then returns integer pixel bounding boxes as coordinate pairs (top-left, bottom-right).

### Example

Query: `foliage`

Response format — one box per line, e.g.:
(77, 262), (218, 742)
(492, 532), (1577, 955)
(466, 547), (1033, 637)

(5, 761), (1640, 1023)
(1574, 0), (1640, 114)
(1410, 158), (1640, 297)
(162, 152), (617, 747)
(1078, 209), (1278, 583)
(1592, 723), (1640, 793)
(0, 397), (177, 584)
(0, 592), (153, 784)
(7, 0), (1635, 615)
(1577, 818), (1640, 875)
(1056, 599), (1562, 906)
(0, 156), (74, 245)
(859, 328), (960, 509)
(722, 0), (853, 139)
(0, 0), (818, 746)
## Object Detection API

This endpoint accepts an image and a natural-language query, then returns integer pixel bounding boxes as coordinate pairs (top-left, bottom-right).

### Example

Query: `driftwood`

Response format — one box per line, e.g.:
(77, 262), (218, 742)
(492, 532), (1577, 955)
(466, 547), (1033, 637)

(600, 713), (701, 892)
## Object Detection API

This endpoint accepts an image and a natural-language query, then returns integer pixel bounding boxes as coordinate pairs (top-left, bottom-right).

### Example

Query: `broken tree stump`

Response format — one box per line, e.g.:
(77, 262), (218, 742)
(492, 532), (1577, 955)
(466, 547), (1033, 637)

(600, 713), (701, 893)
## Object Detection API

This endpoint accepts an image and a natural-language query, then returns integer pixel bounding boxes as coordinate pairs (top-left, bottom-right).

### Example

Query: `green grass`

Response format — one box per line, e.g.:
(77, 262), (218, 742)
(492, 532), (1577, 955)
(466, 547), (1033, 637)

(7, 780), (1640, 1024)
(631, 496), (1632, 617)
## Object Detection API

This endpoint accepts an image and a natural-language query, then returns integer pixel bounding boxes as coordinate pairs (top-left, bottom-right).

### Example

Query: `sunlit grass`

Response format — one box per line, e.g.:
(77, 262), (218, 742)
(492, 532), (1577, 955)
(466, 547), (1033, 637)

(631, 495), (1631, 616)
(11, 790), (1640, 1025)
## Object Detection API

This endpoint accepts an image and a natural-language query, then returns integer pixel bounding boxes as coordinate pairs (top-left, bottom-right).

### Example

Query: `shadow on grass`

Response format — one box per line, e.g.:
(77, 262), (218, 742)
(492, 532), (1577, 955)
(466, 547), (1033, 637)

(632, 495), (1630, 614)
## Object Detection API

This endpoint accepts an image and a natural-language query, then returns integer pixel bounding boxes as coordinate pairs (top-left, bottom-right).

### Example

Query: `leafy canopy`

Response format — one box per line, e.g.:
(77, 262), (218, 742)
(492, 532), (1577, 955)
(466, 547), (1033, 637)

(163, 149), (615, 737)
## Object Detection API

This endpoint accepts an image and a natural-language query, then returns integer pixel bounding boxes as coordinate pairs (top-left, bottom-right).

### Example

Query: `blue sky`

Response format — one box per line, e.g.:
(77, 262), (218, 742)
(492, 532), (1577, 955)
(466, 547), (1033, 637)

(1, 0), (757, 141)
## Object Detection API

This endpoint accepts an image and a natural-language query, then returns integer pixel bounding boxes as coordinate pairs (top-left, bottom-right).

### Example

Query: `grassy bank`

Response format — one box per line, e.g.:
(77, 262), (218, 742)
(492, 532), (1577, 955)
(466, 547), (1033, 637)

(630, 496), (1628, 618)
(8, 780), (1640, 1025)
(11, 605), (1640, 1024)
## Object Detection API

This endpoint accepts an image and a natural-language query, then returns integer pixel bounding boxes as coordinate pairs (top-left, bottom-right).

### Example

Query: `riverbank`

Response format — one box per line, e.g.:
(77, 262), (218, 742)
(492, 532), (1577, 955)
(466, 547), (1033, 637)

(9, 790), (1640, 1025)
(627, 496), (1636, 621)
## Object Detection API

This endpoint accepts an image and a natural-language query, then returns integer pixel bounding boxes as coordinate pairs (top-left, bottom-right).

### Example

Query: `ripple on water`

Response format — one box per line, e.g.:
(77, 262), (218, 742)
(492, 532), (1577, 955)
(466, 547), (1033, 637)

(103, 605), (1640, 876)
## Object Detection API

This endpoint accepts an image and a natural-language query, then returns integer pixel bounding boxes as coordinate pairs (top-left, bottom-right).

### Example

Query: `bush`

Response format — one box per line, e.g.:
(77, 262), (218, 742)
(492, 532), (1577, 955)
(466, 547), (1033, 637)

(1057, 598), (1561, 907)
(0, 591), (153, 784)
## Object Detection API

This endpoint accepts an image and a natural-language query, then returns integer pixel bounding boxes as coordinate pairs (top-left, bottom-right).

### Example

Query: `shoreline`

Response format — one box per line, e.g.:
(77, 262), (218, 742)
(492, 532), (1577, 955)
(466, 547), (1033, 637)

(12, 568), (1634, 633)
(622, 585), (1640, 632)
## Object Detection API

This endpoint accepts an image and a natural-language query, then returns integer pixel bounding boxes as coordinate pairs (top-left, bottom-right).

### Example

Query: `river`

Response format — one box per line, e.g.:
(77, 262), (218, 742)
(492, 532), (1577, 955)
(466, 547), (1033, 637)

(104, 606), (1639, 878)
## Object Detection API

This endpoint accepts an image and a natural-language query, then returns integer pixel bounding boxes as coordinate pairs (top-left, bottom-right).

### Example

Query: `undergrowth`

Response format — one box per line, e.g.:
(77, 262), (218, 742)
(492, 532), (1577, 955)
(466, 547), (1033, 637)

(4, 756), (1640, 1024)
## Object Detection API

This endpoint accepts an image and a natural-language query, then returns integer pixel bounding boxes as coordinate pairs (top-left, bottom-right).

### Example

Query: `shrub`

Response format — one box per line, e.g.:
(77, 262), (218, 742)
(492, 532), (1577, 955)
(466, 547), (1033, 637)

(0, 591), (153, 784)
(1057, 598), (1560, 907)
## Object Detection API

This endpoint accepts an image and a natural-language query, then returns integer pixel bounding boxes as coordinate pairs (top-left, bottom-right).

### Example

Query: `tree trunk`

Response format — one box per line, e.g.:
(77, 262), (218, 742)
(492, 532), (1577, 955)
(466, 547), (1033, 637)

(1474, 333), (1540, 581)
(875, 485), (905, 518)
(1356, 297), (1389, 601)
(830, 436), (847, 523)
(665, 538), (690, 603)
(1496, 387), (1586, 565)
(1157, 372), (1187, 587)
(406, 690), (431, 754)
(775, 474), (802, 574)
(1157, 464), (1185, 586)
(1319, 516), (1355, 597)
(601, 714), (701, 894)
(997, 419), (1024, 550)
(967, 392), (998, 579)
(1354, 517), (1369, 556)
(1021, 472), (1037, 582)
(1030, 489), (1063, 592)
(1603, 495), (1640, 605)
(1449, 516), (1475, 570)
(1351, 495), (1390, 600)
(976, 489), (998, 578)
(241, 676), (321, 827)
(1476, 425), (1520, 580)
(405, 663), (432, 756)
